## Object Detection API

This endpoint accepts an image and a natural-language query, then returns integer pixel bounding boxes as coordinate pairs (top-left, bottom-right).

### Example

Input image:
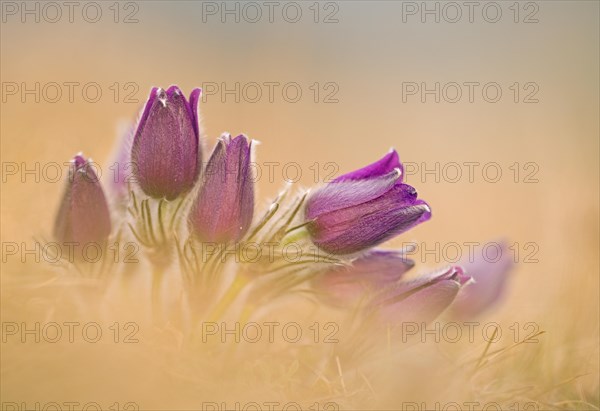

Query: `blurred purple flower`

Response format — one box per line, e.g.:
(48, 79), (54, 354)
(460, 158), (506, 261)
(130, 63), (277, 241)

(131, 86), (201, 200)
(371, 266), (471, 324)
(53, 154), (112, 245)
(449, 241), (514, 320)
(188, 134), (254, 243)
(304, 150), (431, 255)
(314, 249), (414, 306)
(107, 122), (134, 203)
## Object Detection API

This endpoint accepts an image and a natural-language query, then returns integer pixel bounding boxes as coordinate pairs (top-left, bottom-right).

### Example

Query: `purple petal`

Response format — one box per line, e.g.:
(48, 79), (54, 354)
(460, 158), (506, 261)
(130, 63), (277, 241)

(333, 149), (403, 182)
(135, 87), (159, 141)
(189, 88), (202, 140)
(188, 134), (254, 243)
(449, 241), (514, 320)
(306, 168), (402, 220)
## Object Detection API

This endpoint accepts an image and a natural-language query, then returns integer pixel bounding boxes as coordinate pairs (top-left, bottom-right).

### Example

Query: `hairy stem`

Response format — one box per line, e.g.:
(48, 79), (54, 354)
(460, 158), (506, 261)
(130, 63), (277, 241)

(208, 274), (249, 322)
(151, 264), (164, 322)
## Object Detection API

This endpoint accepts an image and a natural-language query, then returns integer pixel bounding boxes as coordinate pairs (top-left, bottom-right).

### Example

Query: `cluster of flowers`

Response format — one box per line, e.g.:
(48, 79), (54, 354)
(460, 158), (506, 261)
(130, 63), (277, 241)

(52, 85), (512, 324)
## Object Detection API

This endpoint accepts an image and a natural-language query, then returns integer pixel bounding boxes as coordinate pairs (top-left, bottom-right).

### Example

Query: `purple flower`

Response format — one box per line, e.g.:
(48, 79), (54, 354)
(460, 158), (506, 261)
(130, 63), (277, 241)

(305, 150), (431, 255)
(314, 249), (414, 306)
(107, 122), (134, 203)
(188, 134), (254, 243)
(371, 266), (471, 324)
(131, 86), (201, 200)
(53, 154), (112, 245)
(449, 241), (514, 320)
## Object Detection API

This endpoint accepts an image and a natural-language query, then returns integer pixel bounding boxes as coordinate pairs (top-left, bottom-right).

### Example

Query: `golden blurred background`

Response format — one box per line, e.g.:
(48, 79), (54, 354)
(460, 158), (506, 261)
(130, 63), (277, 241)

(1, 1), (598, 409)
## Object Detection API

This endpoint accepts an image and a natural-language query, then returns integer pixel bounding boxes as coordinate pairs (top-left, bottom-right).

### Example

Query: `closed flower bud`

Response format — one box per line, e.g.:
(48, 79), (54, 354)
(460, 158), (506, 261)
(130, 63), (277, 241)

(188, 134), (254, 243)
(371, 266), (471, 324)
(314, 249), (414, 306)
(448, 241), (514, 320)
(53, 154), (112, 246)
(305, 150), (431, 255)
(131, 86), (201, 200)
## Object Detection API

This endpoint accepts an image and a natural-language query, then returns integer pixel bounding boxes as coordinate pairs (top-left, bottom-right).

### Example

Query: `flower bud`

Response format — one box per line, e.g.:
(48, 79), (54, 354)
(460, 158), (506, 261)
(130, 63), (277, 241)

(53, 154), (112, 246)
(131, 86), (201, 200)
(188, 134), (254, 243)
(371, 266), (471, 324)
(305, 150), (430, 255)
(314, 249), (414, 306)
(448, 241), (514, 320)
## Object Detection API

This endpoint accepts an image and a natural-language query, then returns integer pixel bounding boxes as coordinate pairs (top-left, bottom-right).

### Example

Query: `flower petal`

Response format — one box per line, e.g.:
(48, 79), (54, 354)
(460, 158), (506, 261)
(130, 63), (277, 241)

(333, 149), (403, 182)
(305, 168), (402, 220)
(307, 183), (431, 254)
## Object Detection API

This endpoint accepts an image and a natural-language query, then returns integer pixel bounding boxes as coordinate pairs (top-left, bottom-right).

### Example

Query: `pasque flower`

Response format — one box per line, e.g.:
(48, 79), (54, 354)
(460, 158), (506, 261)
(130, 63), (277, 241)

(448, 241), (514, 320)
(107, 123), (134, 203)
(49, 79), (522, 382)
(54, 154), (112, 245)
(131, 86), (201, 200)
(371, 266), (471, 324)
(304, 150), (431, 255)
(314, 249), (414, 306)
(188, 134), (254, 243)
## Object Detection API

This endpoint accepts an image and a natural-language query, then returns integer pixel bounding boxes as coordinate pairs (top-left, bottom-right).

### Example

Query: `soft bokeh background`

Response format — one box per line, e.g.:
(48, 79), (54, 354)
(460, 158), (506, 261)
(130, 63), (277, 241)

(1, 1), (598, 409)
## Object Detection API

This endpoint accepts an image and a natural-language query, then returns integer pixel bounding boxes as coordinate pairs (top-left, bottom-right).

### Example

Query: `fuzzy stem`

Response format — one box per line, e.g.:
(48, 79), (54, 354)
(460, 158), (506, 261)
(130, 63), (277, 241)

(151, 264), (164, 322)
(239, 302), (255, 324)
(208, 274), (249, 322)
(281, 225), (310, 247)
